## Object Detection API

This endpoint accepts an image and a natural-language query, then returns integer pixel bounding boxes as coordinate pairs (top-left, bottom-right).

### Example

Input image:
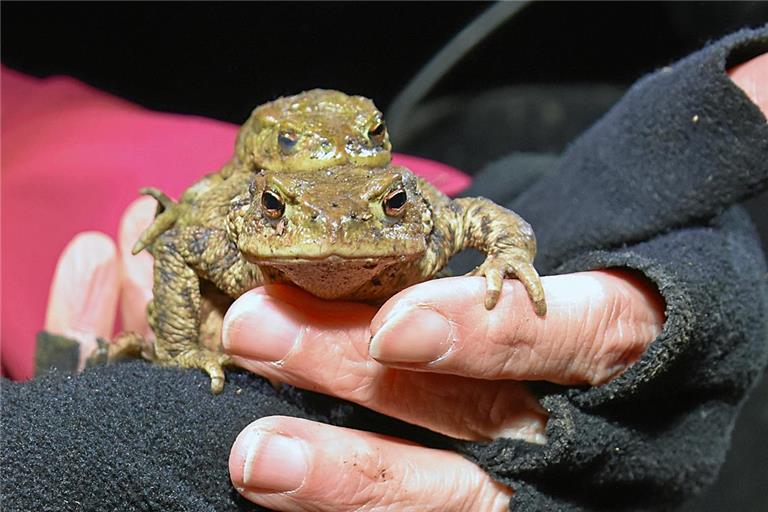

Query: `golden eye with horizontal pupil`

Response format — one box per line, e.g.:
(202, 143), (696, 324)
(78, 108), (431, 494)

(261, 190), (285, 219)
(383, 188), (407, 217)
(277, 131), (299, 154)
(367, 121), (387, 145)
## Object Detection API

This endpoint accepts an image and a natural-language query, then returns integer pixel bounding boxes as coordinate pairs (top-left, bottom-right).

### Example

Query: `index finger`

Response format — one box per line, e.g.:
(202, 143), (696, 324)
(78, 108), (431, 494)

(369, 271), (665, 386)
(222, 285), (548, 442)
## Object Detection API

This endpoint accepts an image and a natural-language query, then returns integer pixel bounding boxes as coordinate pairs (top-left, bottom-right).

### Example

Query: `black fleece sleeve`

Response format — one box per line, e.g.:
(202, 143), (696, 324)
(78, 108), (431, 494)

(458, 207), (767, 511)
(1, 364), (453, 512)
(455, 27), (768, 511)
(2, 27), (767, 512)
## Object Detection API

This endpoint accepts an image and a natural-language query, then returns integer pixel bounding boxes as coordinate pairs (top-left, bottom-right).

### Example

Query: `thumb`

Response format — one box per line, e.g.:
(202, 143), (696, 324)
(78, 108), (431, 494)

(231, 416), (512, 512)
(729, 52), (768, 116)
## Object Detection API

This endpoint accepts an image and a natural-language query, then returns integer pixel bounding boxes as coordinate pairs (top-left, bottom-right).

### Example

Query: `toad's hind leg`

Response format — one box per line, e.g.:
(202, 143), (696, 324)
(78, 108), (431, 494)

(131, 188), (181, 255)
(108, 331), (154, 361)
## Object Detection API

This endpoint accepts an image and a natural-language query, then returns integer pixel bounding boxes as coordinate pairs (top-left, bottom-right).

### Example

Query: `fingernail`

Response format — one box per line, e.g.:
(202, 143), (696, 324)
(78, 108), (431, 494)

(222, 294), (303, 361)
(369, 308), (452, 363)
(235, 429), (308, 492)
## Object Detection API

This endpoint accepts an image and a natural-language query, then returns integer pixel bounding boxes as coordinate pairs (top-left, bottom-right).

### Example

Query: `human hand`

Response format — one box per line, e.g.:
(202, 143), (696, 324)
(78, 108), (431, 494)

(45, 191), (666, 512)
(45, 52), (765, 512)
(44, 197), (156, 371)
(223, 53), (768, 511)
(223, 270), (664, 510)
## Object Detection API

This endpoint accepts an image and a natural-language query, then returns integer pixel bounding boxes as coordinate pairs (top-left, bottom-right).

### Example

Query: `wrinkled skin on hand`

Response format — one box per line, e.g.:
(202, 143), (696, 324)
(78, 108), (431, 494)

(128, 90), (546, 392)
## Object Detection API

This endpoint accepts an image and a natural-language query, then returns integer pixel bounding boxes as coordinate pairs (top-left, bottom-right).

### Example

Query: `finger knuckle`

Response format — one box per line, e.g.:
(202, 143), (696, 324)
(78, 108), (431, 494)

(586, 292), (650, 385)
(327, 448), (398, 510)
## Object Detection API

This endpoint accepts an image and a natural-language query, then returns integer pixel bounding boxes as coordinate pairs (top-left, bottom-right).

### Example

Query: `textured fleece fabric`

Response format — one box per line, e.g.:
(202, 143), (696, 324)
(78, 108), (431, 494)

(3, 27), (768, 512)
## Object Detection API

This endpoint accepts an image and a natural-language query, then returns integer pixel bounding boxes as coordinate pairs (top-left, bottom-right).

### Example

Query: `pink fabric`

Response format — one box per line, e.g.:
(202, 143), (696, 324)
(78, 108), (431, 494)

(0, 67), (471, 380)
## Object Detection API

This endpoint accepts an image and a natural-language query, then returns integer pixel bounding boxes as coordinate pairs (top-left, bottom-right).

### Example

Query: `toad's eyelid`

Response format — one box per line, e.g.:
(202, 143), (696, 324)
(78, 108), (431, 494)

(276, 122), (301, 137)
(367, 116), (384, 131)
(362, 175), (403, 201)
(266, 176), (297, 202)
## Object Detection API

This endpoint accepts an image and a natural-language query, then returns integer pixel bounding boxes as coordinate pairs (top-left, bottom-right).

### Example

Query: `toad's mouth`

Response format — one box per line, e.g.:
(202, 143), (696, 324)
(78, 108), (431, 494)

(243, 253), (421, 301)
(244, 253), (412, 266)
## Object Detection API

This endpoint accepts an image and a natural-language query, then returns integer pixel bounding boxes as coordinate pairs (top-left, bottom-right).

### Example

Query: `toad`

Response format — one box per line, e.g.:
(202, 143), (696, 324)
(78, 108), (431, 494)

(128, 90), (546, 393)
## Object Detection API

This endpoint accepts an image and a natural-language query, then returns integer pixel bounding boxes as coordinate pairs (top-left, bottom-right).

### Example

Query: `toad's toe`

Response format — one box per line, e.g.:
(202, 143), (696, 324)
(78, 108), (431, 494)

(169, 348), (232, 394)
(468, 255), (547, 314)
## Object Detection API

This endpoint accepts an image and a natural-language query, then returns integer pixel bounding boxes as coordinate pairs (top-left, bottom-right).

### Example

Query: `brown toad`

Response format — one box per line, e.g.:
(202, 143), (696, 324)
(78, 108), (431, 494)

(133, 89), (391, 253)
(130, 90), (546, 393)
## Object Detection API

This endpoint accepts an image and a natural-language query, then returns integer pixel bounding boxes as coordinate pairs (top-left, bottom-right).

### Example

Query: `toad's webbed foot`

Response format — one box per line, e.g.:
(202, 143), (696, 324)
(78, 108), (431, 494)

(468, 253), (546, 314)
(158, 348), (233, 394)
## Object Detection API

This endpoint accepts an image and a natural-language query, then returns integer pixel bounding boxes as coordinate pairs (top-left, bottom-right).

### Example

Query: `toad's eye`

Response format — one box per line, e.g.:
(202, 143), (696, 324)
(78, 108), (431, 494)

(383, 188), (407, 217)
(367, 121), (387, 145)
(261, 190), (285, 219)
(277, 131), (299, 154)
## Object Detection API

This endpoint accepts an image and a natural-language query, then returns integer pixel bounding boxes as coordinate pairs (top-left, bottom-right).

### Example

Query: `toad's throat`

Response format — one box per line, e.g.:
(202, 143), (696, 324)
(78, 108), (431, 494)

(247, 254), (421, 301)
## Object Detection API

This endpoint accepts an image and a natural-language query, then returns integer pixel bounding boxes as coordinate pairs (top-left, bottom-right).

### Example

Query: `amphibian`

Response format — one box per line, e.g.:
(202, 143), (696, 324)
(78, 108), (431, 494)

(130, 90), (546, 393)
(133, 89), (391, 253)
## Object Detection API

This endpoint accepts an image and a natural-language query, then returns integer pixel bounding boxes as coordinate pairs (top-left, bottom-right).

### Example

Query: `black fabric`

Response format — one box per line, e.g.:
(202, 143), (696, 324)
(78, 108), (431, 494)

(1, 364), (453, 512)
(3, 27), (768, 512)
(508, 30), (768, 274)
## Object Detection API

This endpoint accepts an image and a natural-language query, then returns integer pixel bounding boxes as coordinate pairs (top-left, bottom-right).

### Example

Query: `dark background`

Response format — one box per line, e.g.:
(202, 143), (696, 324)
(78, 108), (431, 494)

(3, 2), (766, 123)
(3, 2), (767, 511)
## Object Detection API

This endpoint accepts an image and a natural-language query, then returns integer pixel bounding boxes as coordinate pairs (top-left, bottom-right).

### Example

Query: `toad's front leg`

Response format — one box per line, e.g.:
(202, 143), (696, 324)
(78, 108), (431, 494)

(147, 229), (231, 392)
(148, 227), (260, 393)
(451, 197), (546, 315)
